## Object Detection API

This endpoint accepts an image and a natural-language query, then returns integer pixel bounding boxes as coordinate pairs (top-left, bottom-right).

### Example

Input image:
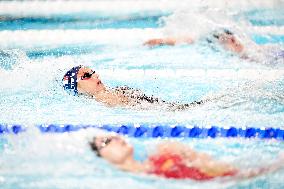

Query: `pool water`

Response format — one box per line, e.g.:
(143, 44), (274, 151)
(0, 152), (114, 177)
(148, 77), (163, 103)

(0, 0), (284, 188)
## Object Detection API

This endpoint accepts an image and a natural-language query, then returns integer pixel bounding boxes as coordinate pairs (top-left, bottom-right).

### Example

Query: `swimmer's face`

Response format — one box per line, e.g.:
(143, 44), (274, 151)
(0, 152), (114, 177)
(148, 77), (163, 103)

(77, 67), (106, 95)
(218, 33), (244, 53)
(94, 135), (134, 164)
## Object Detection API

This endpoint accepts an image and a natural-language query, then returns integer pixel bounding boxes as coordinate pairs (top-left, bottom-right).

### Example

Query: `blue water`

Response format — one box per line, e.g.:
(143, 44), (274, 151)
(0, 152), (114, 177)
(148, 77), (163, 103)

(252, 35), (284, 44)
(0, 1), (284, 189)
(0, 14), (164, 30)
(244, 9), (284, 26)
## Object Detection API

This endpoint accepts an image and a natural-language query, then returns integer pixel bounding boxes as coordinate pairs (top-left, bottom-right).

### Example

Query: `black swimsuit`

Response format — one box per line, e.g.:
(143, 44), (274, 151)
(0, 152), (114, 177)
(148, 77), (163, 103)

(113, 86), (204, 111)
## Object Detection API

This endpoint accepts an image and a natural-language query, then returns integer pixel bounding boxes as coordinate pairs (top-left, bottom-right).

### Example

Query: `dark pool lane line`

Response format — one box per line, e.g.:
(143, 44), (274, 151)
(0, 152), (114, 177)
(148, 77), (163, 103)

(1, 8), (284, 30)
(0, 15), (166, 30)
(0, 44), (107, 70)
(26, 44), (105, 59)
(252, 35), (284, 44)
(243, 9), (284, 26)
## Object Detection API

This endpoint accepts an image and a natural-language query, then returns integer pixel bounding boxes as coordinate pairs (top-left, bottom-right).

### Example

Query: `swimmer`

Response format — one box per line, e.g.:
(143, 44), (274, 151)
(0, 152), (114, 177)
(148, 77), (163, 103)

(62, 65), (206, 111)
(144, 30), (284, 64)
(89, 134), (284, 181)
(144, 30), (248, 59)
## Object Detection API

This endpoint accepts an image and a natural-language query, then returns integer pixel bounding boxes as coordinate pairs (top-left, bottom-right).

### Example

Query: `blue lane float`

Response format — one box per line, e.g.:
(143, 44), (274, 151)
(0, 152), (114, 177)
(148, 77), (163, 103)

(0, 124), (283, 141)
(0, 124), (26, 134)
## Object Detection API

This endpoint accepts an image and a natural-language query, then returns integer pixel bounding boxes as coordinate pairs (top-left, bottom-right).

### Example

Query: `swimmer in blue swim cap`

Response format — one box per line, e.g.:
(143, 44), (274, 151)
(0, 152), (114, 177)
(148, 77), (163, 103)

(63, 65), (106, 96)
(63, 66), (206, 110)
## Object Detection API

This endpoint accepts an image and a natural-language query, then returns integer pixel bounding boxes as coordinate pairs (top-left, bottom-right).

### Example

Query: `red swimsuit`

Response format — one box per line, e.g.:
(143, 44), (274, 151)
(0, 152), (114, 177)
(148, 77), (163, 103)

(148, 154), (236, 181)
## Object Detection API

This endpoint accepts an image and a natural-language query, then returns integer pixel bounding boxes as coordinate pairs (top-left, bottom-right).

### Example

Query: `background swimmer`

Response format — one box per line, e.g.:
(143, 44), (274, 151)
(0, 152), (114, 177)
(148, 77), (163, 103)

(62, 65), (206, 111)
(144, 30), (284, 64)
(89, 134), (284, 181)
(144, 30), (247, 57)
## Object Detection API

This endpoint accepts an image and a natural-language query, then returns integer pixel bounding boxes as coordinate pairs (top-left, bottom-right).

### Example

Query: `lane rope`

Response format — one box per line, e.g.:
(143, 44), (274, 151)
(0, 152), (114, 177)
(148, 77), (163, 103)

(0, 124), (283, 140)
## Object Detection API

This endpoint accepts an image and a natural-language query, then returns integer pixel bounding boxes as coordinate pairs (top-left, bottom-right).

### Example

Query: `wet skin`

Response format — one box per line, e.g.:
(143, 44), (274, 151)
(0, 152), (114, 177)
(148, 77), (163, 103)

(77, 67), (106, 94)
(217, 33), (244, 54)
(76, 67), (130, 107)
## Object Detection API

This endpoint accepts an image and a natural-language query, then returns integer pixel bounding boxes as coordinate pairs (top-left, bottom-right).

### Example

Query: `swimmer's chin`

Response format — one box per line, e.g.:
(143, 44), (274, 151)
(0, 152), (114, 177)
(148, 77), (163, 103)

(78, 86), (107, 97)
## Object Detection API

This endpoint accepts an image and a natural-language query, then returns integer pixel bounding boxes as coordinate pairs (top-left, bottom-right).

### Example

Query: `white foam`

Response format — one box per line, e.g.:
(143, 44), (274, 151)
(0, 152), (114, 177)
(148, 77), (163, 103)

(0, 27), (281, 50)
(99, 68), (284, 81)
(248, 26), (284, 35)
(0, 0), (282, 17)
(0, 29), (162, 48)
(161, 0), (284, 39)
(199, 0), (282, 10)
(0, 0), (177, 17)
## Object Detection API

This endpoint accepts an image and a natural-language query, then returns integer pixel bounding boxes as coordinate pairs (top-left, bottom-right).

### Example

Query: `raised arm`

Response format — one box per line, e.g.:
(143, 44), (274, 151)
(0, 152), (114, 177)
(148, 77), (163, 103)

(143, 37), (194, 47)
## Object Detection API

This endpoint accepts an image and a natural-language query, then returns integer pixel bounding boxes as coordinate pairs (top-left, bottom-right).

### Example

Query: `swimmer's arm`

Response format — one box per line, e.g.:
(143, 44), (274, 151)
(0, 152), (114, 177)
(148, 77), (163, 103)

(201, 152), (284, 178)
(190, 158), (237, 177)
(143, 37), (194, 47)
(156, 142), (210, 162)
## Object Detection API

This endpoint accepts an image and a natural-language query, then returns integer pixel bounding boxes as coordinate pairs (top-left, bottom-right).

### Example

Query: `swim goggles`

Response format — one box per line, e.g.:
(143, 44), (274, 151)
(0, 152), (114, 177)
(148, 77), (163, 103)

(97, 137), (113, 151)
(63, 66), (96, 95)
(80, 70), (96, 80)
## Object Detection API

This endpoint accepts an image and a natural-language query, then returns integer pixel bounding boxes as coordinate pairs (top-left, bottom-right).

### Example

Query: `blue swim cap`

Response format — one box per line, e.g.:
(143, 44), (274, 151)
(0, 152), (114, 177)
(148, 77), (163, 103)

(62, 65), (82, 95)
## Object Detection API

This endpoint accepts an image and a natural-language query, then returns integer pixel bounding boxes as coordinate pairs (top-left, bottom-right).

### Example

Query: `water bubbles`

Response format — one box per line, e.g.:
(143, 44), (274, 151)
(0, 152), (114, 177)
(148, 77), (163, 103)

(0, 49), (28, 70)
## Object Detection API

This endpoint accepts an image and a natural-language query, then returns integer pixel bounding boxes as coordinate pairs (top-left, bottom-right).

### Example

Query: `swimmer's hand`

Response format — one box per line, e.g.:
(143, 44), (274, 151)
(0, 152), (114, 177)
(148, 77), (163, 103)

(143, 38), (176, 47)
(143, 37), (193, 47)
